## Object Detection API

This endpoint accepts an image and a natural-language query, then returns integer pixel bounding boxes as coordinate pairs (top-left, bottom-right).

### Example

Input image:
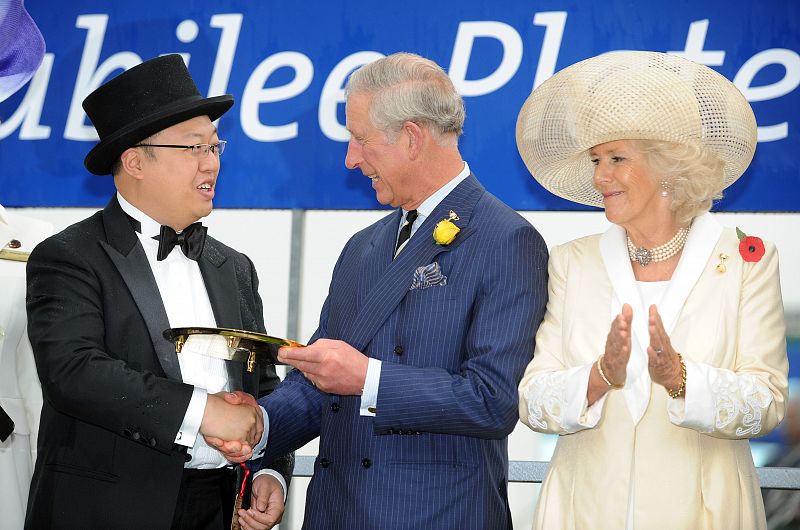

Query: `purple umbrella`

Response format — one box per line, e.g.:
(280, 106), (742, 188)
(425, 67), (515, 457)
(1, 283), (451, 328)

(0, 0), (44, 102)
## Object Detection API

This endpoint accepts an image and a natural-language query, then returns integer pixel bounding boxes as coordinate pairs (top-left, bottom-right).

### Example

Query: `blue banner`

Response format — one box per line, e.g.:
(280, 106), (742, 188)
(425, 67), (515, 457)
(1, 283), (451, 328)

(1, 0), (797, 210)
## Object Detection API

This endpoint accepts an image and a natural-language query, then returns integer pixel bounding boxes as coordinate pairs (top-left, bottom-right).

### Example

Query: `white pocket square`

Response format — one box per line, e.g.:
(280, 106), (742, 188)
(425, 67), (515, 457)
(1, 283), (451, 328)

(410, 262), (447, 290)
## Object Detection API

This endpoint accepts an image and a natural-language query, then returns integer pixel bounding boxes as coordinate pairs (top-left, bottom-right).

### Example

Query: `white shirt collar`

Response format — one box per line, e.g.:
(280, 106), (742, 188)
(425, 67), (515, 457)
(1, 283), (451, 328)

(399, 161), (470, 236)
(0, 203), (9, 226)
(412, 161), (470, 220)
(117, 193), (164, 238)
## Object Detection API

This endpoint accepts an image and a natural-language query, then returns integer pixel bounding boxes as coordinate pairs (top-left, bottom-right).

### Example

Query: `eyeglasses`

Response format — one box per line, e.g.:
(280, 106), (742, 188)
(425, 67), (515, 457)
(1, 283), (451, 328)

(133, 141), (227, 157)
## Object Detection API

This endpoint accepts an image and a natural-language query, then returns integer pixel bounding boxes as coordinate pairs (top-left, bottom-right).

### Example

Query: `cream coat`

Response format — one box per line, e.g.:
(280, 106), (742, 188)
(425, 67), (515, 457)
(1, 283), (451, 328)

(0, 205), (51, 530)
(519, 214), (788, 530)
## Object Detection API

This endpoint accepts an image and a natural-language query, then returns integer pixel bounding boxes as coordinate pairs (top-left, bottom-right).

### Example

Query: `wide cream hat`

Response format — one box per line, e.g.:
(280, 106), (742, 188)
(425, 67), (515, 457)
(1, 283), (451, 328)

(515, 50), (757, 207)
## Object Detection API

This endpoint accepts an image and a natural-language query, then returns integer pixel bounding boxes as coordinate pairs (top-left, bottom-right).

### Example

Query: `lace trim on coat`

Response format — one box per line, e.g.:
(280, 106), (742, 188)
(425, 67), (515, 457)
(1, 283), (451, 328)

(712, 371), (773, 437)
(523, 372), (568, 430)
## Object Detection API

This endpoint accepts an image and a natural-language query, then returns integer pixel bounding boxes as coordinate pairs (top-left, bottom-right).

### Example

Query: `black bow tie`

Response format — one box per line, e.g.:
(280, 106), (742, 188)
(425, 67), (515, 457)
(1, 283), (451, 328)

(153, 223), (207, 261)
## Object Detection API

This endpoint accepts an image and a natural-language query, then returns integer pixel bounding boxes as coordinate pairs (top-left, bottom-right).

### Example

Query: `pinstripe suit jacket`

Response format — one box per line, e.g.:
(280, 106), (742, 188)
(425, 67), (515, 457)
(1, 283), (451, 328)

(260, 175), (548, 529)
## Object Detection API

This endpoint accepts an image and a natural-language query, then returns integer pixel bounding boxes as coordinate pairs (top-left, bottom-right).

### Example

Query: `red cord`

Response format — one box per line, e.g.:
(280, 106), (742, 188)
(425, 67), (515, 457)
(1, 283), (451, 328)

(239, 463), (250, 497)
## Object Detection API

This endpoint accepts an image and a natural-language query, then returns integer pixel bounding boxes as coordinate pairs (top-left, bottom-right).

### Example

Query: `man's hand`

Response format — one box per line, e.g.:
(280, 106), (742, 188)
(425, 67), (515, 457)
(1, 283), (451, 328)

(199, 392), (262, 457)
(218, 390), (259, 408)
(278, 338), (368, 395)
(203, 392), (263, 463)
(237, 474), (285, 530)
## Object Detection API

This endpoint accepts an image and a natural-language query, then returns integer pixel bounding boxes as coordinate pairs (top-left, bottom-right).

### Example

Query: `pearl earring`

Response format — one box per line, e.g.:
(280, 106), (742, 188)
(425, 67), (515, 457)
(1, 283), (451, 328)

(660, 180), (670, 198)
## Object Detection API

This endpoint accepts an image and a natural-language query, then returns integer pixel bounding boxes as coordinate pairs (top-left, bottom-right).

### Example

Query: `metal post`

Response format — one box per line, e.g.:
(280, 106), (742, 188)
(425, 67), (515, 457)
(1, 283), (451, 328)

(286, 208), (306, 341)
(277, 208), (306, 530)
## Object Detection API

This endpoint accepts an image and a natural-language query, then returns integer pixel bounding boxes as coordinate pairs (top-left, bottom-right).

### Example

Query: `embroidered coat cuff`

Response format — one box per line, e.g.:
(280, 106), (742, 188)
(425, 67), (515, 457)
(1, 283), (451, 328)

(523, 362), (607, 434)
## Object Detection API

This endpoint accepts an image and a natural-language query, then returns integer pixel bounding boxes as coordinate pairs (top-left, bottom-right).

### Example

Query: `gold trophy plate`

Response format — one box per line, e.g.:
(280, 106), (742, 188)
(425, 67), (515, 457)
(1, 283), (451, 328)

(163, 326), (304, 372)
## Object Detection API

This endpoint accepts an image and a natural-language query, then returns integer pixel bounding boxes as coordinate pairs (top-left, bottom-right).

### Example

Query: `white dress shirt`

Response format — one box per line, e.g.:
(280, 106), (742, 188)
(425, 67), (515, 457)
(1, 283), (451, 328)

(118, 194), (229, 467)
(118, 195), (286, 496)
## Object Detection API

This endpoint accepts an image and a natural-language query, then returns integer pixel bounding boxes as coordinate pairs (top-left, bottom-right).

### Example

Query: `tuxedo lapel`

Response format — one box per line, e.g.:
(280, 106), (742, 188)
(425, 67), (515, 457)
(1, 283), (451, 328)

(99, 197), (182, 381)
(198, 240), (244, 391)
(344, 175), (484, 351)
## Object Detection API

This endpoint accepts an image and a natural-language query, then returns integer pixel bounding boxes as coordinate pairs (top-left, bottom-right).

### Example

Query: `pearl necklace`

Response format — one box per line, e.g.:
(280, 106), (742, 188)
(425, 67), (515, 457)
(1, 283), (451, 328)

(627, 227), (689, 266)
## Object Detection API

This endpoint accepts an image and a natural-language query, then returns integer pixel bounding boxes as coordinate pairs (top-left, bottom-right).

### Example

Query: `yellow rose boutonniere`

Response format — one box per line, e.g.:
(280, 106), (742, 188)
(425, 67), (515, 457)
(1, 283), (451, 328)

(433, 210), (460, 246)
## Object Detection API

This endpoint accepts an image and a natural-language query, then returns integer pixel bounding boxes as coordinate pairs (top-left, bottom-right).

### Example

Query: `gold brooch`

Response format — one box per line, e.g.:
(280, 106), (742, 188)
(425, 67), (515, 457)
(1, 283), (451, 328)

(716, 253), (729, 273)
(432, 211), (460, 246)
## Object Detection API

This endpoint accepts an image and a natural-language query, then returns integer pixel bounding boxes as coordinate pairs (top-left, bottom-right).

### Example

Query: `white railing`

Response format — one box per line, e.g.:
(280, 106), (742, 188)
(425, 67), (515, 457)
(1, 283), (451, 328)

(291, 455), (800, 489)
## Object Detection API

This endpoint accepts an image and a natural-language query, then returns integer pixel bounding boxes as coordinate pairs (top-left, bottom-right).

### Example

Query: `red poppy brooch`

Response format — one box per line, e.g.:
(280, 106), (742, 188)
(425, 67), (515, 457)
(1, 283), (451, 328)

(736, 227), (765, 263)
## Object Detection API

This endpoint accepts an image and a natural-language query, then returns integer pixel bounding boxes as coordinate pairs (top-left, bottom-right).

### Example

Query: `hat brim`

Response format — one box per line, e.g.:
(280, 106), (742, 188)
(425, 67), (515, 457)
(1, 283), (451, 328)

(515, 51), (757, 207)
(84, 95), (234, 175)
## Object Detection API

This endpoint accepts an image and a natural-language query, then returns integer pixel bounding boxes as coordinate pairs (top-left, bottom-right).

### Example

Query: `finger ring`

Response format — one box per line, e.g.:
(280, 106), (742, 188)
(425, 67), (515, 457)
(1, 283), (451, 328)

(655, 348), (663, 355)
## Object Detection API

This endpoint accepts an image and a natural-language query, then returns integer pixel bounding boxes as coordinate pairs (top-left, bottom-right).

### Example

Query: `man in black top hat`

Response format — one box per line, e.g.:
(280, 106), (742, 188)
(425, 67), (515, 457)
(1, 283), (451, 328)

(24, 54), (292, 530)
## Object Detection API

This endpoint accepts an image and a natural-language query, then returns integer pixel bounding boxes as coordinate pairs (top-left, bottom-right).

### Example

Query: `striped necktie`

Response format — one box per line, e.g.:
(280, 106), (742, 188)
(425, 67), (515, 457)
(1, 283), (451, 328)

(394, 209), (418, 257)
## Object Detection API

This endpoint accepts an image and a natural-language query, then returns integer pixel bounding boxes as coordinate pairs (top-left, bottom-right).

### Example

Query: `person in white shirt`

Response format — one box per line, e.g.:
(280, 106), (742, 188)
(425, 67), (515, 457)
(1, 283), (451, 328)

(0, 205), (51, 530)
(516, 50), (788, 530)
(0, 3), (51, 524)
(24, 54), (292, 530)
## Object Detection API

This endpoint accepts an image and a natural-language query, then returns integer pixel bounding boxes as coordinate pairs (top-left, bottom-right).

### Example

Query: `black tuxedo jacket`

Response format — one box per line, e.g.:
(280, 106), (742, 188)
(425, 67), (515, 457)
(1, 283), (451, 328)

(24, 197), (292, 529)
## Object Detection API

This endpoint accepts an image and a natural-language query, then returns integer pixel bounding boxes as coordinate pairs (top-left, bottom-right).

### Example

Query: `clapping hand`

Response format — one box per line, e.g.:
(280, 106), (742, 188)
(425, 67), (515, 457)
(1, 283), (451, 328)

(602, 303), (633, 386)
(589, 303), (633, 404)
(646, 305), (683, 393)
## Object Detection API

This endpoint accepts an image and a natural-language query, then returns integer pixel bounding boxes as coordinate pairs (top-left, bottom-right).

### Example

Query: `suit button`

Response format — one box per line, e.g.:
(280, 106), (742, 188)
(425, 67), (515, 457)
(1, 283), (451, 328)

(150, 437), (157, 447)
(185, 453), (192, 463)
(362, 458), (371, 469)
(330, 403), (340, 412)
(405, 430), (413, 435)
(320, 457), (331, 468)
(132, 432), (141, 441)
(393, 345), (403, 355)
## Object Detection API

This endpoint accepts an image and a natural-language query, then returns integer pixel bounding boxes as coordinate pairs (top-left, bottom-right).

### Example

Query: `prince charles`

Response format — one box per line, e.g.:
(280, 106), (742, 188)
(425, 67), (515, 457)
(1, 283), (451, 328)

(233, 52), (549, 530)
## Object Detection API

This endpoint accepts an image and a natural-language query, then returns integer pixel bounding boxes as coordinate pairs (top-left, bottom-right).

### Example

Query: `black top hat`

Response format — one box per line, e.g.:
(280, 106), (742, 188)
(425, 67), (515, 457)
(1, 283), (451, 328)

(82, 54), (233, 175)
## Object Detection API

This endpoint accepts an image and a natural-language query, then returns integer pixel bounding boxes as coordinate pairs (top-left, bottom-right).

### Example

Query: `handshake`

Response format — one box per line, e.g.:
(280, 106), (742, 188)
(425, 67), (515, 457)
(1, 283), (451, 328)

(200, 391), (264, 463)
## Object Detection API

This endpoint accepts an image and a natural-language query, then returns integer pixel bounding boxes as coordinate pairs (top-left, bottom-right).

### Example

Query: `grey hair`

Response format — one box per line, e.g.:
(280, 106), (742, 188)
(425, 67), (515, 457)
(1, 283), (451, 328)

(632, 139), (727, 227)
(345, 52), (465, 144)
(111, 130), (163, 176)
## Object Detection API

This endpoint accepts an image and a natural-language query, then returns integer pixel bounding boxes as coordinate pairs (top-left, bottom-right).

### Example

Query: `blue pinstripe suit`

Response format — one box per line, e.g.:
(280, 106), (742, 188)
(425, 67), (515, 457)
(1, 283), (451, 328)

(259, 175), (548, 529)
